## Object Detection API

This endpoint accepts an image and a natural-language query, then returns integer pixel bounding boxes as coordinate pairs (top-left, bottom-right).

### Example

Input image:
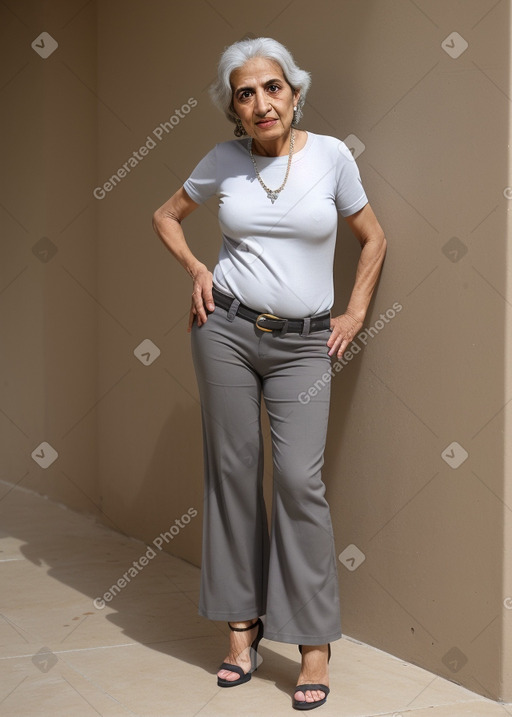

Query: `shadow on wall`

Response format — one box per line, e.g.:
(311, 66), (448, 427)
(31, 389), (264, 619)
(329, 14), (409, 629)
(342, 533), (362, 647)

(323, 216), (381, 571)
(127, 400), (204, 568)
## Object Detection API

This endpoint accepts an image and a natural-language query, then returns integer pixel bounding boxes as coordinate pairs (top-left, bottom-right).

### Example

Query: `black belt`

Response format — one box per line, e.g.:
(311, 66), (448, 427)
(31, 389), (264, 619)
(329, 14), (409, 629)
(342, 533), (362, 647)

(212, 286), (331, 334)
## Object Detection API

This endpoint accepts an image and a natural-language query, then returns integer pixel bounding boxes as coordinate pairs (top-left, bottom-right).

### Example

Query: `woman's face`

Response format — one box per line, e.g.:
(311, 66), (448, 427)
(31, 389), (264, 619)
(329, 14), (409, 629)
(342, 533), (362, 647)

(230, 57), (299, 146)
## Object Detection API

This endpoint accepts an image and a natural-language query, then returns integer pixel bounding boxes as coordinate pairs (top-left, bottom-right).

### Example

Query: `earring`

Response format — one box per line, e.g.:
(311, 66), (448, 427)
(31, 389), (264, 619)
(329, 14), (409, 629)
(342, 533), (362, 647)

(234, 117), (246, 137)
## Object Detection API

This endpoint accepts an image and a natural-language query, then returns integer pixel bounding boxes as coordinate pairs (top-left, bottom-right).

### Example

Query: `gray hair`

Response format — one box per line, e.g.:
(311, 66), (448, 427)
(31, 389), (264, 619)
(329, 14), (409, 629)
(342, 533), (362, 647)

(209, 37), (311, 129)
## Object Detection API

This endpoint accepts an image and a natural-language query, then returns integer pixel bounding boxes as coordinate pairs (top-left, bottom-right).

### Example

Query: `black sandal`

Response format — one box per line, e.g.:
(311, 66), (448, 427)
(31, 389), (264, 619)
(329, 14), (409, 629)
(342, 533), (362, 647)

(292, 644), (331, 710)
(217, 618), (264, 688)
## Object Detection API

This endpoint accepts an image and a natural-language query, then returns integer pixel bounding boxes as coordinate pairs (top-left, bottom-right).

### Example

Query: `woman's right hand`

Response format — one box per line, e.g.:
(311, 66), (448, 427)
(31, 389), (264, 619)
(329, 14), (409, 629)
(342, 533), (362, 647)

(187, 265), (215, 332)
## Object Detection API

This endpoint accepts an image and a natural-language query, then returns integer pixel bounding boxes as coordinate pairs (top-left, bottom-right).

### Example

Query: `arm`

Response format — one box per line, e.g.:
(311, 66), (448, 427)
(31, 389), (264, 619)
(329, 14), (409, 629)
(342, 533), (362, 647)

(328, 202), (387, 358)
(152, 186), (215, 331)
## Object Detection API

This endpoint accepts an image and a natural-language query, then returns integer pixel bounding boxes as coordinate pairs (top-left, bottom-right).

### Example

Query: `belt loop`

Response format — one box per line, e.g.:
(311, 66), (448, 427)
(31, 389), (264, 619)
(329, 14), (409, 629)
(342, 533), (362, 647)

(279, 319), (289, 336)
(226, 298), (240, 322)
(300, 317), (311, 337)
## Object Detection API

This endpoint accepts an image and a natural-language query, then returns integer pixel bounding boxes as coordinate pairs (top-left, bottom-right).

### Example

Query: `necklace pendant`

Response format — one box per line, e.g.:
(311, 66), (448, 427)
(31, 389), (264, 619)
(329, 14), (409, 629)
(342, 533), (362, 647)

(249, 129), (294, 204)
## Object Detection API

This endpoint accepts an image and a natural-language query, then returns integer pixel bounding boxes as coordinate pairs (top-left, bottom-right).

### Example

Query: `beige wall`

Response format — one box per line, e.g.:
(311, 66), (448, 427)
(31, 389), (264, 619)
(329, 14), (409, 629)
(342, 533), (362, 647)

(2, 0), (511, 702)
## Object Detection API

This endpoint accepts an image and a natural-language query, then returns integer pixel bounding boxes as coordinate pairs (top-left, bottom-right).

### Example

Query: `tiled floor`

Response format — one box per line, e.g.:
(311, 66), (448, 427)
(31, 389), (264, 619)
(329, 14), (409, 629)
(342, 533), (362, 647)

(1, 483), (511, 717)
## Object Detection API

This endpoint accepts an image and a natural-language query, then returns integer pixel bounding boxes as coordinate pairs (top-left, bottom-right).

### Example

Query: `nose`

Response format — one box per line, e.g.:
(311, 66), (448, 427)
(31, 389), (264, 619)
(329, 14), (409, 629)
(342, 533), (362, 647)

(254, 88), (270, 116)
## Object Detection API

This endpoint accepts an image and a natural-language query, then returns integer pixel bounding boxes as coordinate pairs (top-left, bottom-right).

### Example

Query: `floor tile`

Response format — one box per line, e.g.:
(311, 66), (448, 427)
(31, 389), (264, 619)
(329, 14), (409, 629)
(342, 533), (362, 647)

(1, 484), (512, 716)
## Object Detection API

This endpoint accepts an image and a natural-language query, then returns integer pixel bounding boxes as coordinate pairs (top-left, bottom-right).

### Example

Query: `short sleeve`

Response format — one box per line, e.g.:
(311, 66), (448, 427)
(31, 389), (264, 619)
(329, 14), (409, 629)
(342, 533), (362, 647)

(335, 141), (368, 217)
(183, 145), (218, 204)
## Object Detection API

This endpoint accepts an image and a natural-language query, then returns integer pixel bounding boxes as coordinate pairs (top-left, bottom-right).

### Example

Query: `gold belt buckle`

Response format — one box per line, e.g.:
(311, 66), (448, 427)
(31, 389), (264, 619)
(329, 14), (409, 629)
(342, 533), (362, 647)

(255, 312), (282, 332)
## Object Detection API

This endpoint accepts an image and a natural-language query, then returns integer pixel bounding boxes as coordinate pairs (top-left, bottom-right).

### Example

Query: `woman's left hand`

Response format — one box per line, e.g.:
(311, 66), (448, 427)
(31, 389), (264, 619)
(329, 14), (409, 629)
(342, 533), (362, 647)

(327, 313), (363, 359)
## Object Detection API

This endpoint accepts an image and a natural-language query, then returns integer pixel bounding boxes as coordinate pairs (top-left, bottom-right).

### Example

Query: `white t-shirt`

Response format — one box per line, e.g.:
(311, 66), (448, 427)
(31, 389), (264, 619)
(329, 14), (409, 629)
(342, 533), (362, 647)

(183, 131), (368, 318)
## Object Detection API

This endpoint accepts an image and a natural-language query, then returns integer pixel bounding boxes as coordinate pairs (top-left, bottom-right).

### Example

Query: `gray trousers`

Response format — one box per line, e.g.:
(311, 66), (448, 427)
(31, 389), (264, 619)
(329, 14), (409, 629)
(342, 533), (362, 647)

(190, 295), (342, 645)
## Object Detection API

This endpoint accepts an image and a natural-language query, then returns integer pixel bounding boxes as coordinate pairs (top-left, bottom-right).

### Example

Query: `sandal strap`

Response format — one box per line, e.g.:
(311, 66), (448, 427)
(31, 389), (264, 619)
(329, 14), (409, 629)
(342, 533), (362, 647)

(228, 619), (259, 632)
(294, 683), (330, 696)
(218, 662), (247, 678)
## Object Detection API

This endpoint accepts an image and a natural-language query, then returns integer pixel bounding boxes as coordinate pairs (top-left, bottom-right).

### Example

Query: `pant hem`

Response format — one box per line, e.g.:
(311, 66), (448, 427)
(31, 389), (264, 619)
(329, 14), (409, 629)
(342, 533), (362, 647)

(199, 607), (266, 621)
(262, 630), (342, 645)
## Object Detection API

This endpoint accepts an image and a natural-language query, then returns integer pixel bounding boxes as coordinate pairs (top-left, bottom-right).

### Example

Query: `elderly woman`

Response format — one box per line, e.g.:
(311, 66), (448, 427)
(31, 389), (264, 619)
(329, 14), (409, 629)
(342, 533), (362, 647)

(153, 37), (386, 710)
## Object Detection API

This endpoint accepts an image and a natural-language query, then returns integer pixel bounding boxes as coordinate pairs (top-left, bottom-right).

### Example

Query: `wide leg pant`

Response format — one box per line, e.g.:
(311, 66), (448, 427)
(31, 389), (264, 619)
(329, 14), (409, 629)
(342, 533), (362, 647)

(190, 297), (342, 645)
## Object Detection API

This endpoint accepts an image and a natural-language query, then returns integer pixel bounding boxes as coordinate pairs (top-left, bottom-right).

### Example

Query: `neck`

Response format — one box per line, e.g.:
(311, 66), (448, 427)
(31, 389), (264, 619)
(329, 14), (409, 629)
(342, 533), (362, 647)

(251, 129), (294, 157)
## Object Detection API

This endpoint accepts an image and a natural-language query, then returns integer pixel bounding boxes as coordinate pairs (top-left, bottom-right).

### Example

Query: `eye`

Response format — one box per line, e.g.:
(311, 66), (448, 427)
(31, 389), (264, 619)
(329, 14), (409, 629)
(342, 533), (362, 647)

(267, 84), (280, 93)
(238, 90), (253, 101)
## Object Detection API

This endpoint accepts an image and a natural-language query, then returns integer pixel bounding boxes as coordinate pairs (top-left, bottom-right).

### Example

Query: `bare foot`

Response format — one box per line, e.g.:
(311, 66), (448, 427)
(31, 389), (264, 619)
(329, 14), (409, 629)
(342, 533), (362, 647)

(217, 619), (259, 683)
(294, 644), (330, 706)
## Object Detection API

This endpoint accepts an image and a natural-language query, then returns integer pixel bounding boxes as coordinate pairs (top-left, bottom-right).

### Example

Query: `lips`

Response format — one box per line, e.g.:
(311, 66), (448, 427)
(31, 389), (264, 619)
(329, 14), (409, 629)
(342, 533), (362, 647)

(256, 118), (278, 127)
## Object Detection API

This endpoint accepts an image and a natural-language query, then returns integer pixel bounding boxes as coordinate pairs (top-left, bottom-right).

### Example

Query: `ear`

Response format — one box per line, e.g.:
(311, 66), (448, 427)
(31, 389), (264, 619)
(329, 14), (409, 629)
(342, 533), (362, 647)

(293, 88), (301, 107)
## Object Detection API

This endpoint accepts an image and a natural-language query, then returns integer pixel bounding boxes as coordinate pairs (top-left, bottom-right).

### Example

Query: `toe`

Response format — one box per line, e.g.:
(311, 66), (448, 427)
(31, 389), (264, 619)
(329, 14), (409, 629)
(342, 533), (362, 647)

(301, 689), (325, 703)
(309, 689), (325, 702)
(294, 689), (306, 703)
(294, 688), (326, 704)
(217, 669), (240, 682)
